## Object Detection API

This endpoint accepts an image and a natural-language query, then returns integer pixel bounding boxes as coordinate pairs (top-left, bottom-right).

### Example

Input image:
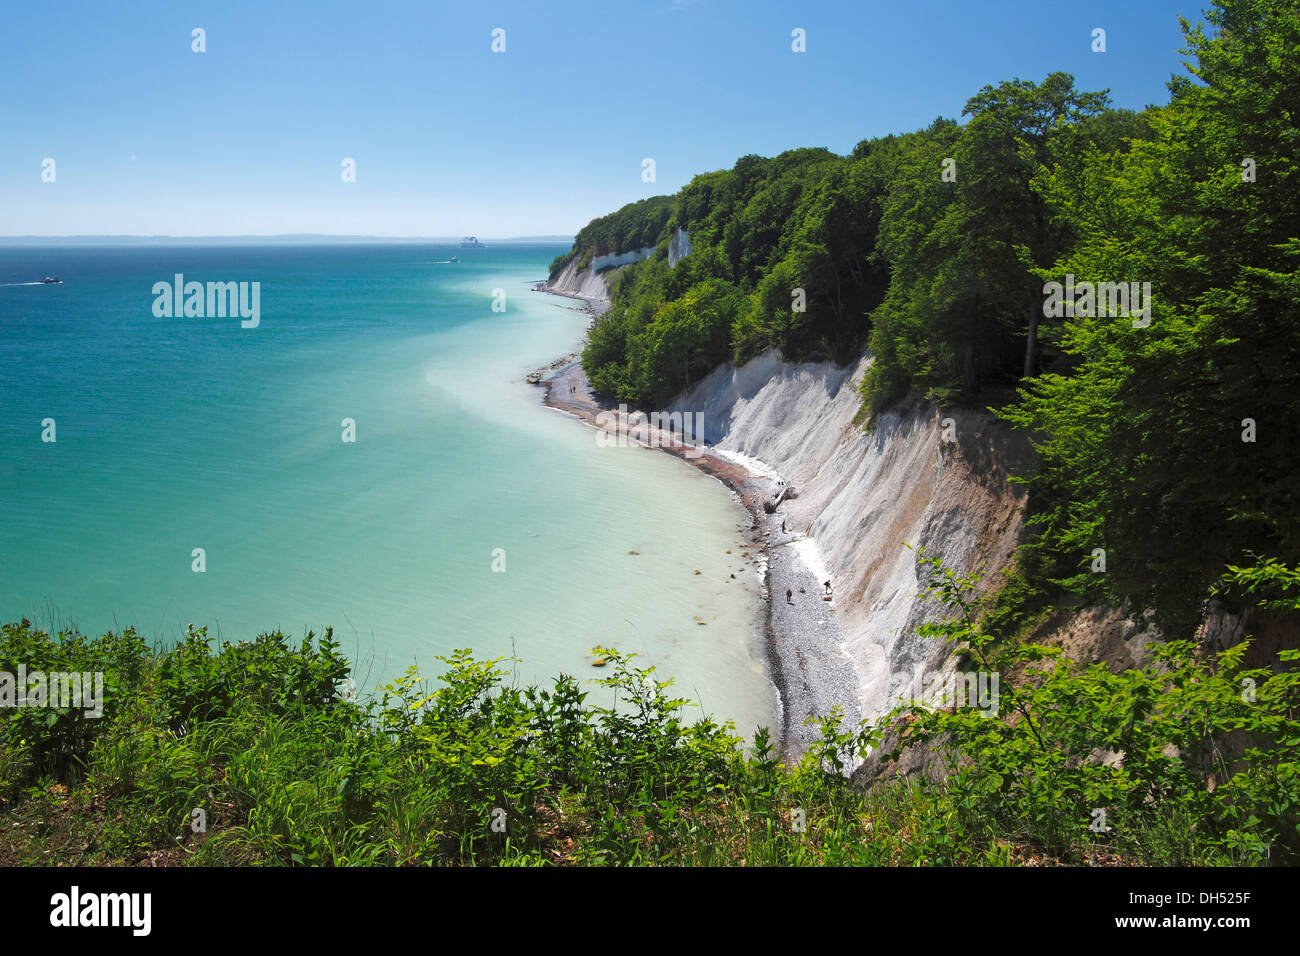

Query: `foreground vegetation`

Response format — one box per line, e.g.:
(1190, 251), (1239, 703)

(2, 554), (1295, 867)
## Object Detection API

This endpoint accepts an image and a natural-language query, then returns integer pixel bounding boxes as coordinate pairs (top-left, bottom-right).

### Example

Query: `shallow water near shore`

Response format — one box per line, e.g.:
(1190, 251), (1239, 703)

(0, 243), (777, 737)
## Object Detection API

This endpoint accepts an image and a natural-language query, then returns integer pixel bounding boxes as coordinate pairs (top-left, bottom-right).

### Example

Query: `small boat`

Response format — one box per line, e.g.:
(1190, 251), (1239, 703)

(460, 236), (486, 249)
(41, 276), (62, 284)
(449, 256), (460, 263)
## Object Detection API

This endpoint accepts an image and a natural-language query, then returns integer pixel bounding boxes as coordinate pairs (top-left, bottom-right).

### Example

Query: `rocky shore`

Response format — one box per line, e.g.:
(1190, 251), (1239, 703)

(528, 287), (859, 758)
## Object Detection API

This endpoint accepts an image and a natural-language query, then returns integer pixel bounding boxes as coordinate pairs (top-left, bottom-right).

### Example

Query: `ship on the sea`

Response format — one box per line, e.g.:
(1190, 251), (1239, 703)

(460, 236), (486, 249)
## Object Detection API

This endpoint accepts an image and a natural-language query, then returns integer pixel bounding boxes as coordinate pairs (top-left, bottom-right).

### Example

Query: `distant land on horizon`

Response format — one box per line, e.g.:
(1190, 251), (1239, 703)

(0, 234), (575, 245)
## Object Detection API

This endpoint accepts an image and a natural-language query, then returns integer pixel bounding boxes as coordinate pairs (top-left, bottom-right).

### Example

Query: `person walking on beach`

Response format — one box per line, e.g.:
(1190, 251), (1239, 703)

(824, 580), (833, 597)
(786, 588), (793, 605)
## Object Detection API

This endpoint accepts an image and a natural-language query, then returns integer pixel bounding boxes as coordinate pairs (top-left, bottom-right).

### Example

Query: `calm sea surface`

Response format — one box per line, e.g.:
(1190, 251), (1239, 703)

(0, 243), (776, 736)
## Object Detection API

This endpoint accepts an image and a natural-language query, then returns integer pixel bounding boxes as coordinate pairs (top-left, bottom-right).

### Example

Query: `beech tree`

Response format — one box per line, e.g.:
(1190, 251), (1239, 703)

(1001, 0), (1300, 630)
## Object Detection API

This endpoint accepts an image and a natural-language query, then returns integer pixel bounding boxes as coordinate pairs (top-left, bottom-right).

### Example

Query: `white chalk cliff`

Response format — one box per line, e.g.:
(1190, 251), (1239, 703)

(544, 257), (616, 313)
(545, 229), (693, 313)
(669, 350), (1029, 725)
(546, 234), (1029, 730)
(668, 228), (693, 268)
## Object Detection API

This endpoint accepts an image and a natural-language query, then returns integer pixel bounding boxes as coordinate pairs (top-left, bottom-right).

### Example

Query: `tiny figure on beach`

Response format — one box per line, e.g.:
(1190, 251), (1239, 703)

(823, 580), (833, 596)
(786, 588), (793, 604)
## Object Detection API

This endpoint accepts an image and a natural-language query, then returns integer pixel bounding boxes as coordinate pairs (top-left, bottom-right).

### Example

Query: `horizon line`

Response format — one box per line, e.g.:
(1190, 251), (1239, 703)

(0, 233), (576, 243)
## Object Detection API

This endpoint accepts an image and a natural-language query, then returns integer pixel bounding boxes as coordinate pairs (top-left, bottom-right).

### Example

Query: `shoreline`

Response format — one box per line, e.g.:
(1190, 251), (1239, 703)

(530, 283), (857, 760)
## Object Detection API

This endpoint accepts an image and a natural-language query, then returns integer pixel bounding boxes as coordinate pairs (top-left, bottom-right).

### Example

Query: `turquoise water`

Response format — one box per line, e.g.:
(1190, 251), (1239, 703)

(0, 243), (776, 736)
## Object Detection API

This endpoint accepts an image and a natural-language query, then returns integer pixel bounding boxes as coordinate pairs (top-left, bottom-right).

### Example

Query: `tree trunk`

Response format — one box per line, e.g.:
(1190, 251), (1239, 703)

(964, 297), (979, 393)
(1023, 305), (1039, 379)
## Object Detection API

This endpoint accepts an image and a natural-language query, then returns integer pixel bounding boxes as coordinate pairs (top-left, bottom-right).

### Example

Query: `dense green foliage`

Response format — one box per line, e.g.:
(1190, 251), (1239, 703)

(548, 195), (676, 279)
(570, 88), (1153, 409)
(3, 547), (1296, 866)
(573, 81), (1161, 410)
(998, 0), (1300, 633)
(882, 550), (1300, 865)
(580, 144), (896, 404)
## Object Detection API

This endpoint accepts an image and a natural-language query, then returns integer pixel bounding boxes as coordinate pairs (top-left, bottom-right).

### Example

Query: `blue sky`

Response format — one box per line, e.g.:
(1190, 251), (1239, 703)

(1, 0), (1203, 237)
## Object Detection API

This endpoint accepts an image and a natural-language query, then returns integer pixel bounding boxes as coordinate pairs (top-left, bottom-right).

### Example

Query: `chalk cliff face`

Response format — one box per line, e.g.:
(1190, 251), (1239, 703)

(667, 350), (1290, 771)
(541, 250), (1286, 765)
(543, 237), (1033, 730)
(669, 350), (1031, 725)
(668, 228), (692, 268)
(591, 247), (655, 271)
(543, 229), (692, 313)
(543, 257), (615, 313)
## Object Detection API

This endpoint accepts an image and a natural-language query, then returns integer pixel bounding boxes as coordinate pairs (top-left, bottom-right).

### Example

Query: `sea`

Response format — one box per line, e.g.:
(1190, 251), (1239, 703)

(0, 242), (777, 738)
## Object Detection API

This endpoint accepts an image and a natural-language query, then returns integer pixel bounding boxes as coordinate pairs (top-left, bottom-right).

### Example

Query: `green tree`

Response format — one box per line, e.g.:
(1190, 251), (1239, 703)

(1001, 0), (1300, 630)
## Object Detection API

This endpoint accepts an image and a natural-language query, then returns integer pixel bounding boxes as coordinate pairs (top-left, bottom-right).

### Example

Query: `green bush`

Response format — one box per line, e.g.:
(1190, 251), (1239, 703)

(2, 586), (1295, 866)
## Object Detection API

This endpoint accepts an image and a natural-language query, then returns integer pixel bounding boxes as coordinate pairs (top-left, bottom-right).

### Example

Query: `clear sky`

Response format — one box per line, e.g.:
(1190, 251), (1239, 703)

(1, 0), (1203, 237)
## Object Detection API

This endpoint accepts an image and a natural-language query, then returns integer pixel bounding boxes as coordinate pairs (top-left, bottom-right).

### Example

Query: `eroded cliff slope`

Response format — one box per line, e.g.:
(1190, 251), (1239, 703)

(668, 350), (1031, 727)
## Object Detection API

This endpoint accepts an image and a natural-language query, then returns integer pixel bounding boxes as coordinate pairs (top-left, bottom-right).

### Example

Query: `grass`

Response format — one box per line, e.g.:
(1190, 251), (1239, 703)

(0, 611), (1295, 867)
